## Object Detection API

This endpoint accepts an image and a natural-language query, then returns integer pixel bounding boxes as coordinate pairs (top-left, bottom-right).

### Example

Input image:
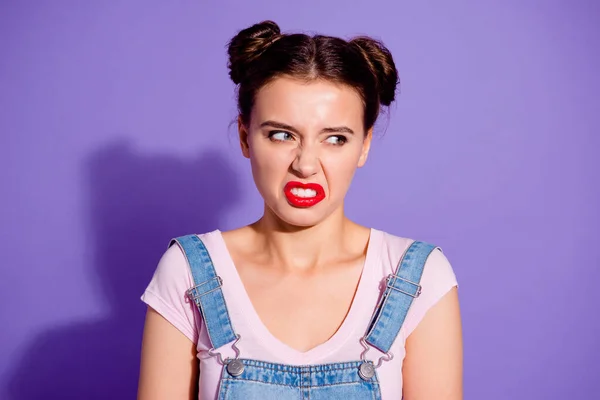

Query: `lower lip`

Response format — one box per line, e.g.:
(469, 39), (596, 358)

(284, 181), (326, 208)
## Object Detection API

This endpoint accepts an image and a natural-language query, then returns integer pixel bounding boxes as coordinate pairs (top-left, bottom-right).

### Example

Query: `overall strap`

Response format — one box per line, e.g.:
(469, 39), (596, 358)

(169, 234), (238, 350)
(364, 240), (438, 354)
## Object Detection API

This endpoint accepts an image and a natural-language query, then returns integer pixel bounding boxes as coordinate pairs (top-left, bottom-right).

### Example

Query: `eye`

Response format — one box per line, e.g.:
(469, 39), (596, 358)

(268, 130), (293, 142)
(325, 135), (348, 146)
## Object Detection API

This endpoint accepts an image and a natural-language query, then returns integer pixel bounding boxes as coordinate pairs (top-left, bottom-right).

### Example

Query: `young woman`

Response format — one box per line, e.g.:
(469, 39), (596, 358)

(138, 20), (462, 400)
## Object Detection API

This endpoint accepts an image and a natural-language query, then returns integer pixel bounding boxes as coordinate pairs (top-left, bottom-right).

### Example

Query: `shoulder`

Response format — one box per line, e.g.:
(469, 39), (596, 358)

(150, 230), (221, 285)
(146, 237), (193, 295)
(169, 230), (222, 247)
(166, 230), (225, 258)
(371, 230), (459, 338)
(374, 229), (457, 284)
(141, 232), (224, 344)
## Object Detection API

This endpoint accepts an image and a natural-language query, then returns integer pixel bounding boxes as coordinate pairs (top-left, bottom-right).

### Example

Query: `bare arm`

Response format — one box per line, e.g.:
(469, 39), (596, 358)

(138, 307), (199, 400)
(402, 287), (463, 400)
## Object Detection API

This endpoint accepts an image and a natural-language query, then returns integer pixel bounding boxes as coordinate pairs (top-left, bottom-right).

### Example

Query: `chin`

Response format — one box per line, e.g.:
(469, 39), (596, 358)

(269, 202), (331, 228)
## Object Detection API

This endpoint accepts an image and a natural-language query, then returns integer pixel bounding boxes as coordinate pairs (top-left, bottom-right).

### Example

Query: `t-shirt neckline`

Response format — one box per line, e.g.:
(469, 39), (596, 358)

(211, 228), (381, 365)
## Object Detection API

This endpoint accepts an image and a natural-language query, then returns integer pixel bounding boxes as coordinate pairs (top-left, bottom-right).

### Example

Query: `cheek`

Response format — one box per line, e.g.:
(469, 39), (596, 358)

(321, 148), (362, 192)
(248, 143), (292, 186)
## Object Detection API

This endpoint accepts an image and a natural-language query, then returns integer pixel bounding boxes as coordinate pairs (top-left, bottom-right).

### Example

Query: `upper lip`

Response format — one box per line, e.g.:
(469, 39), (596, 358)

(284, 181), (324, 192)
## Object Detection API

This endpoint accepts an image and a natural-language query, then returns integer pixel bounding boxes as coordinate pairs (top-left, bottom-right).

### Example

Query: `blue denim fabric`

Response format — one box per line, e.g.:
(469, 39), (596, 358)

(169, 235), (237, 349)
(365, 241), (437, 353)
(218, 360), (381, 400)
(170, 234), (437, 399)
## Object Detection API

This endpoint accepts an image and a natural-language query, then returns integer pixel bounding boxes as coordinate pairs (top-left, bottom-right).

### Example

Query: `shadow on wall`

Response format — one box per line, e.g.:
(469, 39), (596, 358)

(7, 140), (240, 399)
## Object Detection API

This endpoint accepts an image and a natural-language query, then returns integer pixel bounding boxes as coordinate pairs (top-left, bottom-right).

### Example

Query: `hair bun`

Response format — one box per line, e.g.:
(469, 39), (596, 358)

(350, 37), (399, 106)
(227, 20), (282, 84)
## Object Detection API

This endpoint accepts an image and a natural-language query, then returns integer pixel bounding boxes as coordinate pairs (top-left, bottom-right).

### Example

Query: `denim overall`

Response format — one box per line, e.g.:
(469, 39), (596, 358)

(170, 234), (438, 400)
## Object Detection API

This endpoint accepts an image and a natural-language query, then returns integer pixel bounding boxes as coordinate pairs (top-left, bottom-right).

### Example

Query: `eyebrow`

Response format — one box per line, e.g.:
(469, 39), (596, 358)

(259, 120), (355, 135)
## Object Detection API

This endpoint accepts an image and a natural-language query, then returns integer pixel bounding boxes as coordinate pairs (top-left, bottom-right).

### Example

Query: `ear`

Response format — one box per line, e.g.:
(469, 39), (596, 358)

(238, 116), (250, 159)
(357, 128), (373, 168)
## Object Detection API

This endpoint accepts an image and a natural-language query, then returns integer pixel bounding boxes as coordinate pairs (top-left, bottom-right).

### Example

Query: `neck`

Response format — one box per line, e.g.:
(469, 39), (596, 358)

(250, 206), (361, 271)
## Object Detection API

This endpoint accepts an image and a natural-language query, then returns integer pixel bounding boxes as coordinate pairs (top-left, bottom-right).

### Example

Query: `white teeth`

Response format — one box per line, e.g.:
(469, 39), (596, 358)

(291, 188), (317, 198)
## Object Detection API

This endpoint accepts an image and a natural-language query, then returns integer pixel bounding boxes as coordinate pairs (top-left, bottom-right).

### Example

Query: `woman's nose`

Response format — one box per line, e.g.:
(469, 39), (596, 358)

(291, 146), (319, 178)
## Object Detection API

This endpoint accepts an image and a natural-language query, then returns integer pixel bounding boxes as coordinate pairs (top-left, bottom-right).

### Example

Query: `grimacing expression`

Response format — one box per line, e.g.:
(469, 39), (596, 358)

(239, 76), (372, 227)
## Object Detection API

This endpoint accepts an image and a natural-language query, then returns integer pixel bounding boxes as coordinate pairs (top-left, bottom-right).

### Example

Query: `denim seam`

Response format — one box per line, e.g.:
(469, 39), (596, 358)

(300, 366), (303, 399)
(231, 359), (363, 372)
(221, 378), (380, 389)
(307, 369), (311, 400)
(173, 235), (237, 350)
(366, 241), (433, 353)
(223, 377), (231, 399)
(222, 378), (298, 389)
(365, 241), (412, 339)
(194, 238), (237, 345)
(370, 378), (377, 400)
(310, 381), (380, 388)
(229, 358), (360, 374)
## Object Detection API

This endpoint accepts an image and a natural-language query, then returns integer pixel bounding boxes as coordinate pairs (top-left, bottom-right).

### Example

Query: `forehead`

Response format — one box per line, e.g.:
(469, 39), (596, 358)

(250, 76), (364, 129)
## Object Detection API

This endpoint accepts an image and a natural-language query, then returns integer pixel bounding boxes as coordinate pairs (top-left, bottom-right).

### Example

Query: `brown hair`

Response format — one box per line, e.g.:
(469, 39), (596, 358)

(227, 20), (399, 132)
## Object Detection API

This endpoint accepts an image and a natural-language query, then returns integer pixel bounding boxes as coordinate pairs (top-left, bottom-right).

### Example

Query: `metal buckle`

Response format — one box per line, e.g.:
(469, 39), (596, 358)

(360, 337), (394, 369)
(186, 276), (223, 301)
(386, 273), (422, 298)
(207, 333), (242, 365)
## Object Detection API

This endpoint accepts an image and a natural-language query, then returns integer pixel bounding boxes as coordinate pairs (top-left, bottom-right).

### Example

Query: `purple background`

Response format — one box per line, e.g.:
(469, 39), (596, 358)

(1, 1), (598, 399)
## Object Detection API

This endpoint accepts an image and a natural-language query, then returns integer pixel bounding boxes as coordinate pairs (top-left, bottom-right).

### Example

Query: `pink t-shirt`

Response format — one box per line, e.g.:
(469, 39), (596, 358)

(141, 228), (458, 399)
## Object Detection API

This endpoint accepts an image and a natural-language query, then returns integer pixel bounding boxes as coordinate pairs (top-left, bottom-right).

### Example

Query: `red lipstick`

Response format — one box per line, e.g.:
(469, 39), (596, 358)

(283, 181), (326, 208)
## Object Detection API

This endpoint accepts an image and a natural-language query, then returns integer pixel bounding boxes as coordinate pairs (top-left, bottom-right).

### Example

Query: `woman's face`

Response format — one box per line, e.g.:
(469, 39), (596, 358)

(239, 76), (372, 227)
